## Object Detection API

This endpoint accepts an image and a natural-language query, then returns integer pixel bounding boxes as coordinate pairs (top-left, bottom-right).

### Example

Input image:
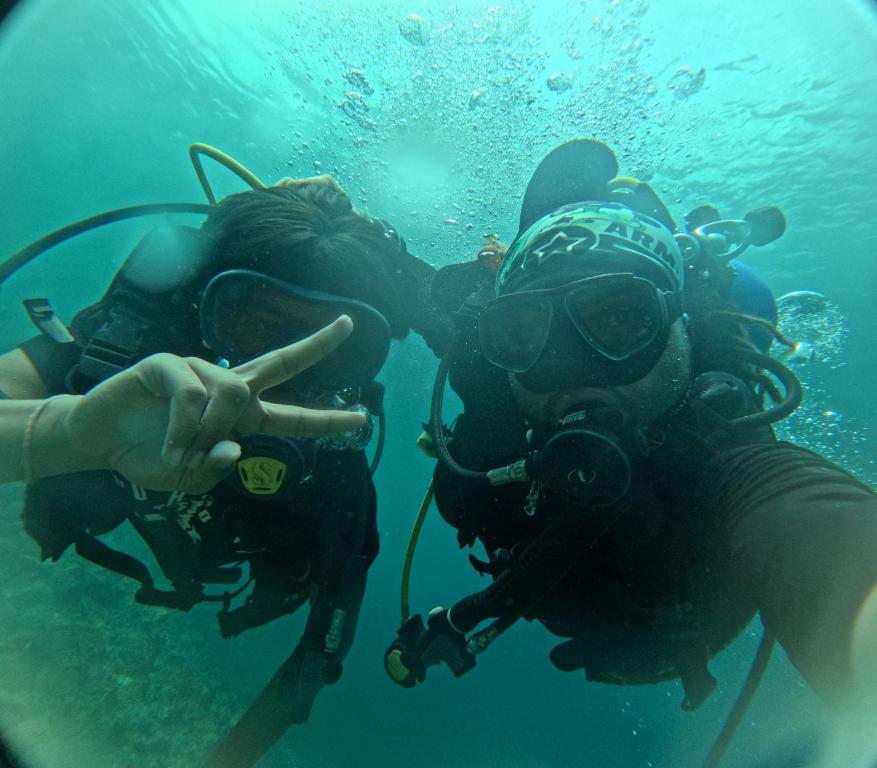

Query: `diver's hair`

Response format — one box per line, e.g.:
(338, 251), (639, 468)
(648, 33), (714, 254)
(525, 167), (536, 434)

(685, 267), (794, 408)
(684, 269), (792, 394)
(200, 184), (420, 338)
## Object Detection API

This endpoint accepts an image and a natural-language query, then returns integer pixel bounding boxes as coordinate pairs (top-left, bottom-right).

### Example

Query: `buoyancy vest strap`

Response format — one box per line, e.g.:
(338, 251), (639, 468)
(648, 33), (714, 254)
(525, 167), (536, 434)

(74, 532), (201, 611)
(315, 472), (374, 654)
(74, 533), (154, 586)
(671, 637), (717, 711)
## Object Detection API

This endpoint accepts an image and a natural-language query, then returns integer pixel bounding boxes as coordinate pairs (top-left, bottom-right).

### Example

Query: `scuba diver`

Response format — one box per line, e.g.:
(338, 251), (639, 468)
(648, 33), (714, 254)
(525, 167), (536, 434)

(0, 157), (435, 768)
(387, 139), (877, 767)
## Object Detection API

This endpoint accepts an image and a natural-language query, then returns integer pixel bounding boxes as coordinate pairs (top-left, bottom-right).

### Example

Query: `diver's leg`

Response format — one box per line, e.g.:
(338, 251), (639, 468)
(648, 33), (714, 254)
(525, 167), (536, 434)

(201, 574), (367, 768)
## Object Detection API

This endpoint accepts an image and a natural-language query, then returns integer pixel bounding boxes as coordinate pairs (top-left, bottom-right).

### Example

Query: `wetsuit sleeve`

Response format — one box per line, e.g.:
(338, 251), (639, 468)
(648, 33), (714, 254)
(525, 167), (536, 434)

(706, 442), (877, 701)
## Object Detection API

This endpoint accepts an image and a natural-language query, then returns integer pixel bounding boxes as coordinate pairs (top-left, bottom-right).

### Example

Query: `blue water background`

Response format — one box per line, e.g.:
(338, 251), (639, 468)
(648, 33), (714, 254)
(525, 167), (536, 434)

(0, 1), (876, 766)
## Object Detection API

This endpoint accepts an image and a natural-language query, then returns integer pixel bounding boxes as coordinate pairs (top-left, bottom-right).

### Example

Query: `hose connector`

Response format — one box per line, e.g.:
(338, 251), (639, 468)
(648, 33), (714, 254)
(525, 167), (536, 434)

(486, 459), (530, 486)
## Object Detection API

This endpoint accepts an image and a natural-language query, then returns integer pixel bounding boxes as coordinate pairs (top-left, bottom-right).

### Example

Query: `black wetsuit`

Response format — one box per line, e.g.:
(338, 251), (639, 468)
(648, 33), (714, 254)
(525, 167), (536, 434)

(431, 320), (877, 706)
(12, 225), (381, 768)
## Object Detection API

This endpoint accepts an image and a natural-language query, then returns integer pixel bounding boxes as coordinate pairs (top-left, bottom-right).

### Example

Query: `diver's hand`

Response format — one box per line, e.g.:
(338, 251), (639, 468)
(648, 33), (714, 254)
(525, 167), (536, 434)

(385, 609), (475, 687)
(273, 174), (348, 198)
(31, 317), (365, 493)
(385, 615), (429, 688)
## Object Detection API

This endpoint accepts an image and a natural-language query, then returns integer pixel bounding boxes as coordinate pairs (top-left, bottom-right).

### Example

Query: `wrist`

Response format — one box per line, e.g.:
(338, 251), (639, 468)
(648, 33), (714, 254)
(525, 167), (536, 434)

(28, 395), (106, 478)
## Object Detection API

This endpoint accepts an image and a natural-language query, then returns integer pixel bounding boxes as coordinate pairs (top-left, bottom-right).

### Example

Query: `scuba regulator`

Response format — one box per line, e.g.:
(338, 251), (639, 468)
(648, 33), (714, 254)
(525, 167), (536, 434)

(226, 434), (318, 500)
(485, 401), (633, 508)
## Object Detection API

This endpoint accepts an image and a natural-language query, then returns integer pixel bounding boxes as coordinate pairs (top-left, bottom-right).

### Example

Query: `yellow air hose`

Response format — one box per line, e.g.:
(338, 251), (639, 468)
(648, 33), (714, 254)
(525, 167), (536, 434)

(0, 143), (270, 286)
(607, 175), (641, 191)
(400, 480), (435, 623)
(189, 143), (267, 204)
(400, 430), (441, 622)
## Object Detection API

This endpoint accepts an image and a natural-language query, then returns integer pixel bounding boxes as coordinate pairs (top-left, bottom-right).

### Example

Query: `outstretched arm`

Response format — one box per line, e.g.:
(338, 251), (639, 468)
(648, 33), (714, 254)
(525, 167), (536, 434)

(0, 317), (365, 490)
(712, 442), (877, 707)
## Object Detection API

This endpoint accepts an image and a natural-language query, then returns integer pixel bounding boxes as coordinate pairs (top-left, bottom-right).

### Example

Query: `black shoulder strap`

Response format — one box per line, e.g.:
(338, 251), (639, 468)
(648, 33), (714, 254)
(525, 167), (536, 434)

(19, 334), (82, 394)
(66, 224), (209, 392)
(73, 533), (201, 610)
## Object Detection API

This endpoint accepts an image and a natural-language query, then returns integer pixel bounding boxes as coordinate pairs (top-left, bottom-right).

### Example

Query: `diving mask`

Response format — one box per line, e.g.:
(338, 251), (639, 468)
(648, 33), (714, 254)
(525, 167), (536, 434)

(483, 202), (686, 392)
(479, 272), (682, 392)
(200, 269), (391, 390)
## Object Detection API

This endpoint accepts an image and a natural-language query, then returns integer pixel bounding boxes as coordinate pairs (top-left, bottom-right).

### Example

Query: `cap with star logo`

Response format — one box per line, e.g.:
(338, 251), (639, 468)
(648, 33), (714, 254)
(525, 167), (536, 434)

(497, 200), (685, 297)
(497, 139), (684, 297)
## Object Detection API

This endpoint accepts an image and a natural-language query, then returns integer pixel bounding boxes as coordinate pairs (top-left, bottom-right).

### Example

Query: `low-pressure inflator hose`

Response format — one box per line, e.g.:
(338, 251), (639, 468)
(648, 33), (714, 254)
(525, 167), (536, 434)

(189, 143), (266, 203)
(449, 509), (598, 633)
(429, 340), (488, 481)
(702, 629), (776, 768)
(0, 143), (268, 288)
(400, 481), (435, 622)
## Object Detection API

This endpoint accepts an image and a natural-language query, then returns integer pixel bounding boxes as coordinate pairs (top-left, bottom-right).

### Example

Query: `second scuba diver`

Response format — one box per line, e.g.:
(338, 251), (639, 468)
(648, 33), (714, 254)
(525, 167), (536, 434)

(386, 139), (877, 759)
(0, 177), (435, 768)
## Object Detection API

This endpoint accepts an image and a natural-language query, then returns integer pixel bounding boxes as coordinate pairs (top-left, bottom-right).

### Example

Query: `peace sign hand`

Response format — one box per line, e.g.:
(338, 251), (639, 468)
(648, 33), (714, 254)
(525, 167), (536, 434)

(56, 316), (365, 494)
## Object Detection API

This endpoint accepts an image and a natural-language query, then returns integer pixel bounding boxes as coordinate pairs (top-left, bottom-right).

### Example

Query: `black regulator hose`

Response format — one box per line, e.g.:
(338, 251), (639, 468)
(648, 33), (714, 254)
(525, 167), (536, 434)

(730, 352), (802, 430)
(427, 338), (590, 633)
(429, 340), (488, 481)
(0, 203), (214, 287)
(702, 629), (776, 768)
(449, 509), (596, 633)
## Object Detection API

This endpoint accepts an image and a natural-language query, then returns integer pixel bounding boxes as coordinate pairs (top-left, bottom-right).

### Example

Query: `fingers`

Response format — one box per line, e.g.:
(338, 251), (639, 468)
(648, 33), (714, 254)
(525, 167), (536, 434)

(136, 355), (254, 469)
(133, 318), (363, 476)
(183, 358), (253, 467)
(273, 174), (348, 197)
(135, 354), (209, 466)
(236, 316), (354, 394)
(203, 440), (242, 471)
(172, 452), (239, 495)
(260, 401), (366, 439)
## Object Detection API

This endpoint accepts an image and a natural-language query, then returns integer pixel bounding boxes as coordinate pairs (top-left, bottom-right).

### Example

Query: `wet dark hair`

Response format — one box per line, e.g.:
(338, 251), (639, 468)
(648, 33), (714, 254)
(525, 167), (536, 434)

(684, 265), (794, 400)
(200, 184), (421, 338)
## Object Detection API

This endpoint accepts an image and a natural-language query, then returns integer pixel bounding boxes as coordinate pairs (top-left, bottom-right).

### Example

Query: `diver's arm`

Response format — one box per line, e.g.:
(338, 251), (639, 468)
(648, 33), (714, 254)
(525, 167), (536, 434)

(0, 396), (95, 482)
(0, 347), (50, 399)
(852, 589), (877, 683)
(0, 320), (367, 487)
(0, 345), (88, 482)
(712, 442), (877, 707)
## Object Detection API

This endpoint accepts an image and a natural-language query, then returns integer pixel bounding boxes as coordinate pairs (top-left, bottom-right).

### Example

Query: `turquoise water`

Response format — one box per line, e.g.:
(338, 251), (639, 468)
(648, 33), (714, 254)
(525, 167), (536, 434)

(1, 1), (876, 766)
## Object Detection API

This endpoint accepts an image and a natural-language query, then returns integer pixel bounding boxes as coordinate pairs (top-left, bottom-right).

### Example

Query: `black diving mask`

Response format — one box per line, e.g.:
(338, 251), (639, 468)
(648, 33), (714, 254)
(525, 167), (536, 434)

(200, 269), (391, 391)
(478, 273), (682, 392)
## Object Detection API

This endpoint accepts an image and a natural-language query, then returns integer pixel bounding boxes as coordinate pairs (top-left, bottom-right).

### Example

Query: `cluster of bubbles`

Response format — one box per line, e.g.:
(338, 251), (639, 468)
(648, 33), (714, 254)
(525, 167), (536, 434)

(777, 404), (874, 482)
(264, 0), (709, 261)
(772, 291), (875, 482)
(775, 290), (847, 369)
